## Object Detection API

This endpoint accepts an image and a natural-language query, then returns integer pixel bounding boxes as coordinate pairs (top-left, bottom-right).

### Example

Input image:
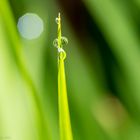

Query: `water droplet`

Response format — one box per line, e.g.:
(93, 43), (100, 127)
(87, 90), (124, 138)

(61, 37), (68, 47)
(55, 18), (59, 24)
(53, 38), (58, 47)
(58, 48), (66, 60)
(17, 13), (44, 40)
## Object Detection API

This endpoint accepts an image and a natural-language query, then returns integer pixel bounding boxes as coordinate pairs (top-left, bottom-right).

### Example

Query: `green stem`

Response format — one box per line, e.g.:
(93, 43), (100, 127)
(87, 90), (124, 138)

(57, 13), (73, 140)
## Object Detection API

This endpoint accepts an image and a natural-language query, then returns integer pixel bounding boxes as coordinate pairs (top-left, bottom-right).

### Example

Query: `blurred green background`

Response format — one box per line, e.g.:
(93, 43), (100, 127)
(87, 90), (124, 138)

(1, 0), (140, 140)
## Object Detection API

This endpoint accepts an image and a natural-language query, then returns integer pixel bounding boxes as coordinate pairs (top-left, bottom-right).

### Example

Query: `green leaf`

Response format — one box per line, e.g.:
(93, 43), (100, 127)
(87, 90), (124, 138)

(55, 13), (73, 140)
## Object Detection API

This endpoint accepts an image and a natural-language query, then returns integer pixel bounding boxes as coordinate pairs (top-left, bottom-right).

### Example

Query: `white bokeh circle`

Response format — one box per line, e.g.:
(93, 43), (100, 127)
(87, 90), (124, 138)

(17, 13), (44, 40)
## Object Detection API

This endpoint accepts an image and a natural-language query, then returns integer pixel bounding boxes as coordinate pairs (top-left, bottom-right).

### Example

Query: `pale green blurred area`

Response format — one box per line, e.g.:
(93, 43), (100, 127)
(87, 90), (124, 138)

(0, 18), (39, 140)
(1, 0), (140, 140)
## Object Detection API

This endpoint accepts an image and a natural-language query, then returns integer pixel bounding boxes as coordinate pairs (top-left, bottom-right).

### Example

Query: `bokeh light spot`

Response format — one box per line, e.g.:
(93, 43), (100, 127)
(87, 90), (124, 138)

(17, 13), (44, 40)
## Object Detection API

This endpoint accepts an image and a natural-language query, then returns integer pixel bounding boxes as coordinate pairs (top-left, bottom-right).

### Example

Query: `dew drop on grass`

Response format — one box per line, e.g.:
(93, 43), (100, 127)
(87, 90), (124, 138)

(53, 37), (68, 48)
(58, 48), (66, 60)
(53, 38), (58, 48)
(17, 13), (44, 40)
(55, 18), (59, 24)
(61, 37), (68, 47)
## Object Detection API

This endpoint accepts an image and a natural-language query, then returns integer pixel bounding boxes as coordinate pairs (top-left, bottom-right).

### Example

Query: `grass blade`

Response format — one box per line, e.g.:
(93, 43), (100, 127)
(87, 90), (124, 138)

(55, 13), (73, 140)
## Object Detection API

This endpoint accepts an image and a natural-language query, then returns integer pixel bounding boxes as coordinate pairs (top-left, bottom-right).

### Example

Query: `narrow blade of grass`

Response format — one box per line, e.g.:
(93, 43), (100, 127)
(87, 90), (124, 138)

(55, 13), (73, 140)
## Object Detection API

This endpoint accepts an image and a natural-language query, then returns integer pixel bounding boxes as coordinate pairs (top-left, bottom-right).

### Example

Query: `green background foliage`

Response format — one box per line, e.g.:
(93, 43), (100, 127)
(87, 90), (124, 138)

(0, 0), (140, 140)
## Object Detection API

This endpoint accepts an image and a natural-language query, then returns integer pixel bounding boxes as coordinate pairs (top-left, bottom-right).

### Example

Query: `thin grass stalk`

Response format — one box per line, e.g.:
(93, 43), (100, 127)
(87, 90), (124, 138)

(56, 13), (73, 140)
